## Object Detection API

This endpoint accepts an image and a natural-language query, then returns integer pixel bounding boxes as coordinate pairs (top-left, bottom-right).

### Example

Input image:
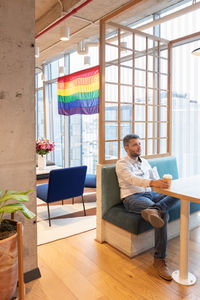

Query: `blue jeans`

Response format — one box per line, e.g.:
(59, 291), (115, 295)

(123, 192), (179, 258)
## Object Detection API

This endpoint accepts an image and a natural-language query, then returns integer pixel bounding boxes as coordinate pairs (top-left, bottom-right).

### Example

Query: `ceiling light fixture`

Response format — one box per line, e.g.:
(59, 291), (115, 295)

(35, 47), (40, 58)
(192, 47), (200, 56)
(60, 27), (70, 41)
(35, 66), (44, 81)
(59, 66), (64, 76)
(84, 56), (91, 66)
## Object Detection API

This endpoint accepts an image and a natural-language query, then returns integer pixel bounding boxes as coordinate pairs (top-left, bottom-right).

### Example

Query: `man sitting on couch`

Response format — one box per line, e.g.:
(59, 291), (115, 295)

(116, 134), (179, 281)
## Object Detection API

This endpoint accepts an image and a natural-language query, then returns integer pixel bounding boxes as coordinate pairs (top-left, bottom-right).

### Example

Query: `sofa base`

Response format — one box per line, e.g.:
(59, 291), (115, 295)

(102, 211), (200, 258)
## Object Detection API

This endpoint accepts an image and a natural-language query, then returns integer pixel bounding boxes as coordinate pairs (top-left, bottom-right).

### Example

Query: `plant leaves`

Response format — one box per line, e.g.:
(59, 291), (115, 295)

(5, 190), (33, 195)
(0, 190), (33, 203)
(0, 203), (35, 219)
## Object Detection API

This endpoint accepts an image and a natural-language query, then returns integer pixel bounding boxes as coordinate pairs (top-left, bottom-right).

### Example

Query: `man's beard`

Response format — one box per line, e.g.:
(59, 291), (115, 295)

(129, 150), (140, 158)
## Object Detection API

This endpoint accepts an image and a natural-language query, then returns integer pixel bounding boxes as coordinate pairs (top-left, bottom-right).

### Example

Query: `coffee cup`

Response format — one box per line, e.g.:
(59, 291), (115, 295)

(163, 174), (172, 187)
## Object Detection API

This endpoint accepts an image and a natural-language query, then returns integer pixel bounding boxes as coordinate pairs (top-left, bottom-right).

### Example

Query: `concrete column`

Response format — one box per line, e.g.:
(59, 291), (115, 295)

(0, 0), (38, 277)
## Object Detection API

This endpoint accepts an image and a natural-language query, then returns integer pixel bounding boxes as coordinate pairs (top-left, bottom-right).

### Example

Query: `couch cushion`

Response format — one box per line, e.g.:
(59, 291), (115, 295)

(85, 174), (96, 188)
(103, 201), (200, 234)
(148, 156), (179, 180)
(101, 164), (120, 215)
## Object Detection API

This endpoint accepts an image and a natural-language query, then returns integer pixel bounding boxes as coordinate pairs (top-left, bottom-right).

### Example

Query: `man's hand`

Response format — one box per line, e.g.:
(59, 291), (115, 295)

(150, 179), (170, 189)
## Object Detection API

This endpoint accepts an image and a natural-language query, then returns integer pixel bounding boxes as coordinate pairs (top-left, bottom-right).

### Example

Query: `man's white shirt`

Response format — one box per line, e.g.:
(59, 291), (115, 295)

(116, 155), (158, 199)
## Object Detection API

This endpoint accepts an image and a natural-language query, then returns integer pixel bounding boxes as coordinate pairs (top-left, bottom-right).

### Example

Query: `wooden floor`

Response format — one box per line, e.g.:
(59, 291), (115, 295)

(25, 227), (200, 300)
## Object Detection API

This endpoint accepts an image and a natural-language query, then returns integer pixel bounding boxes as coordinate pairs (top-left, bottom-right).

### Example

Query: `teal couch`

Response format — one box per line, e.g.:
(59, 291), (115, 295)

(97, 157), (200, 256)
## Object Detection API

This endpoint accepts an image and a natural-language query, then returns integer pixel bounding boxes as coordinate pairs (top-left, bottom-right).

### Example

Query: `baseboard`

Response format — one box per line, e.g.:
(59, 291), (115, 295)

(24, 267), (41, 283)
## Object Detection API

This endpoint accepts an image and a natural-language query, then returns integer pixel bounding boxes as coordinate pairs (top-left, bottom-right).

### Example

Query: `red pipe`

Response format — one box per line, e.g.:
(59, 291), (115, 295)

(36, 0), (93, 39)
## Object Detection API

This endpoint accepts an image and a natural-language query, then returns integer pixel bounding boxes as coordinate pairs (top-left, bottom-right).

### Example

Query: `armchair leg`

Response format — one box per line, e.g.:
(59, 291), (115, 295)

(81, 195), (86, 216)
(72, 197), (74, 205)
(47, 203), (51, 227)
(62, 200), (64, 205)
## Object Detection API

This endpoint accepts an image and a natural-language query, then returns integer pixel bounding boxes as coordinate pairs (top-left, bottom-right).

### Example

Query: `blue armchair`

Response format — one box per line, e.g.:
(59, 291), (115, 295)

(37, 166), (87, 226)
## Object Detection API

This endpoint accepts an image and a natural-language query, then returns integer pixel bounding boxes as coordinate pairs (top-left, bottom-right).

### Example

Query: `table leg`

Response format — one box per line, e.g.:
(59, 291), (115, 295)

(172, 199), (196, 285)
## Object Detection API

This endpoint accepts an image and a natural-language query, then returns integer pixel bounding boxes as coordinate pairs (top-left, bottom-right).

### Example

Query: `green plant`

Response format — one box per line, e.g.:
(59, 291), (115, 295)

(0, 189), (35, 225)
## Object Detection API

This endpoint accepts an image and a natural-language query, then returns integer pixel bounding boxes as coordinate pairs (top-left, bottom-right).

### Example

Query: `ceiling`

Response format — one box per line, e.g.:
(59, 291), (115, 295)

(35, 0), (182, 67)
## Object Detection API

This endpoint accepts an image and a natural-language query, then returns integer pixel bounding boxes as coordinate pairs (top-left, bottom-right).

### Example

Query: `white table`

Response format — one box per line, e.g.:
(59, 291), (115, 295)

(36, 165), (62, 179)
(153, 175), (200, 285)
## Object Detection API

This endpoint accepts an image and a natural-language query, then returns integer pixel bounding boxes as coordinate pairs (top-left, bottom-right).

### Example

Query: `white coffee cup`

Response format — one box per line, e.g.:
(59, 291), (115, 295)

(163, 174), (172, 187)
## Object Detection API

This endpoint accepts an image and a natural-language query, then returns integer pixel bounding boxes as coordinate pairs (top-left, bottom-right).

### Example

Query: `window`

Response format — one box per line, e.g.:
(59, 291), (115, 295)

(99, 22), (170, 163)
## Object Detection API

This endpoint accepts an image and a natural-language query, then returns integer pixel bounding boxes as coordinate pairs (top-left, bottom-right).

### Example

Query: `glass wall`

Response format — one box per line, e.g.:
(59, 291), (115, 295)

(35, 47), (99, 174)
(35, 73), (44, 139)
(160, 3), (200, 177)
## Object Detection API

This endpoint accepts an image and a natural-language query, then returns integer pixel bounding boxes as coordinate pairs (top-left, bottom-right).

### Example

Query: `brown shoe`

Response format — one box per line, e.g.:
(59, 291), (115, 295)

(153, 258), (172, 281)
(141, 208), (164, 228)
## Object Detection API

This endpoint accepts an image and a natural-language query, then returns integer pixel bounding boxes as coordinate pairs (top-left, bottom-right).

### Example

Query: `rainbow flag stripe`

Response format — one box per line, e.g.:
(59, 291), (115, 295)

(57, 66), (99, 116)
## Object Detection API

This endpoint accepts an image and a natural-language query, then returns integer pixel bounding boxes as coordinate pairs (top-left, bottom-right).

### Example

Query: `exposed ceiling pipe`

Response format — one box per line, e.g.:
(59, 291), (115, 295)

(35, 0), (93, 39)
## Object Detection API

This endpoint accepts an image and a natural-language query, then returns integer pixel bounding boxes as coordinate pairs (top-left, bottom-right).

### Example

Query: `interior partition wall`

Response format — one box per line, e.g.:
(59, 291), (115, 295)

(99, 19), (171, 164)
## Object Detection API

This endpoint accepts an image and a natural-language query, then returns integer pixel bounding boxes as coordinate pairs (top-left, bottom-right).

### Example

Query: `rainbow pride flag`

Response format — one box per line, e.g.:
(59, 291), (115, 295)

(57, 65), (99, 116)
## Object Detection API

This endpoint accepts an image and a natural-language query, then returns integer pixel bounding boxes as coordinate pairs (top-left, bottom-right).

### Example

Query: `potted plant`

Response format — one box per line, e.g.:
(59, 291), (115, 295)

(0, 189), (35, 300)
(36, 137), (55, 170)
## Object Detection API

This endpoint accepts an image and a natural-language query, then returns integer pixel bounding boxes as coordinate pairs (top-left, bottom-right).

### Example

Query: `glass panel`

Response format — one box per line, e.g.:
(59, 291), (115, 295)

(37, 73), (43, 88)
(121, 59), (133, 68)
(135, 69), (145, 86)
(105, 24), (118, 45)
(135, 87), (145, 104)
(105, 103), (118, 121)
(148, 55), (154, 71)
(120, 122), (132, 138)
(35, 89), (44, 139)
(160, 58), (168, 74)
(105, 44), (118, 62)
(82, 114), (98, 174)
(105, 83), (118, 102)
(160, 138), (167, 154)
(120, 49), (133, 61)
(120, 32), (133, 50)
(148, 106), (153, 121)
(46, 81), (64, 167)
(49, 60), (59, 80)
(105, 141), (118, 160)
(135, 56), (145, 70)
(148, 72), (153, 88)
(135, 105), (145, 121)
(160, 74), (168, 90)
(105, 122), (118, 140)
(70, 115), (81, 167)
(105, 65), (118, 83)
(120, 66), (132, 85)
(140, 139), (145, 155)
(135, 122), (145, 138)
(120, 104), (132, 121)
(120, 140), (127, 157)
(160, 106), (167, 121)
(148, 122), (153, 137)
(135, 34), (146, 52)
(160, 122), (167, 138)
(160, 49), (168, 59)
(160, 91), (168, 105)
(147, 139), (153, 155)
(121, 85), (132, 103)
(148, 89), (154, 104)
